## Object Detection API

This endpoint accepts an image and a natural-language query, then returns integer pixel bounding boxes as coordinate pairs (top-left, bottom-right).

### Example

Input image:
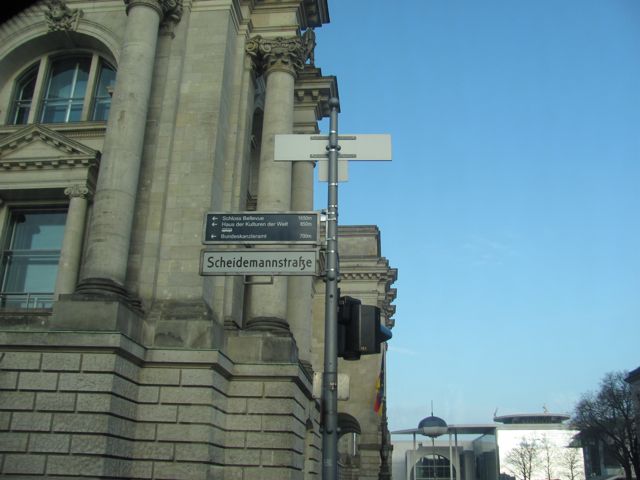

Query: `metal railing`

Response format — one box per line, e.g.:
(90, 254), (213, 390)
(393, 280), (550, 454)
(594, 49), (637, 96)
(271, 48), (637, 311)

(0, 292), (55, 309)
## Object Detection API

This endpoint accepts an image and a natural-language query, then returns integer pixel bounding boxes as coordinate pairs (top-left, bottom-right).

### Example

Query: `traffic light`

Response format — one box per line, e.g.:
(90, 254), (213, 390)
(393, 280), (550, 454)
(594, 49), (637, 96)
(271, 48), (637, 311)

(338, 296), (392, 360)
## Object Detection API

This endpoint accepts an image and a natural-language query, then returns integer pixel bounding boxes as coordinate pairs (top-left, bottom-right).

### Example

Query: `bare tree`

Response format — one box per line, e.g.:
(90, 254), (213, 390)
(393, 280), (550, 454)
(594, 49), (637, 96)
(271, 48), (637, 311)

(505, 438), (541, 480)
(572, 371), (639, 480)
(559, 448), (583, 480)
(540, 435), (557, 480)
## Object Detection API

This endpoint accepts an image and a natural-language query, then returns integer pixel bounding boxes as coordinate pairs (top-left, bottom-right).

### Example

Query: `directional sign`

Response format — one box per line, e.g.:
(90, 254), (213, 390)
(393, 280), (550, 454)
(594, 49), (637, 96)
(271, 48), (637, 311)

(275, 134), (392, 160)
(274, 134), (392, 182)
(200, 250), (318, 276)
(203, 212), (319, 245)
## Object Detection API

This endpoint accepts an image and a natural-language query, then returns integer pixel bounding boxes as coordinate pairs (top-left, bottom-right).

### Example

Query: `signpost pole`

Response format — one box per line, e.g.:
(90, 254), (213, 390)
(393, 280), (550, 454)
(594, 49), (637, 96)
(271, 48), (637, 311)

(322, 97), (340, 480)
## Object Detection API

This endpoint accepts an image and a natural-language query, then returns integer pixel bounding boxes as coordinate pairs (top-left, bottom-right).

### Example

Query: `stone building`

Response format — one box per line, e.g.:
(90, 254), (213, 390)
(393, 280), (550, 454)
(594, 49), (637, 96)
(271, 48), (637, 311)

(0, 1), (396, 478)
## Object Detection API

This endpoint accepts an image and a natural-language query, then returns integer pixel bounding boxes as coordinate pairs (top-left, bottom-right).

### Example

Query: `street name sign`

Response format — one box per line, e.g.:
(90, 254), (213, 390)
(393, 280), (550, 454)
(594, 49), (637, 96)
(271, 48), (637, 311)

(203, 212), (319, 245)
(200, 250), (318, 276)
(274, 133), (392, 181)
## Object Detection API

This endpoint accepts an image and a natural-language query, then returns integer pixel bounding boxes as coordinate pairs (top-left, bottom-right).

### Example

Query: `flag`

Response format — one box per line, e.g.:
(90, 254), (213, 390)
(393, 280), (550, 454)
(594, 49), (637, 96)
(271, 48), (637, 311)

(374, 358), (384, 415)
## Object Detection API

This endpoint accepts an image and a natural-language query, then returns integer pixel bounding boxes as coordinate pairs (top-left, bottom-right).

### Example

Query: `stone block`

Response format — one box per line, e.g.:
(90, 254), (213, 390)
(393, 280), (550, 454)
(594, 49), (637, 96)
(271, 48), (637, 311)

(59, 372), (114, 392)
(217, 466), (243, 480)
(226, 335), (298, 363)
(175, 442), (211, 462)
(247, 397), (296, 415)
(225, 413), (261, 431)
(3, 453), (46, 475)
(132, 440), (174, 460)
(76, 392), (111, 412)
(42, 352), (81, 371)
(157, 423), (211, 442)
(153, 461), (212, 479)
(261, 449), (296, 467)
(0, 371), (18, 389)
(225, 398), (247, 414)
(0, 412), (10, 430)
(81, 353), (116, 372)
(137, 385), (160, 403)
(133, 422), (157, 441)
(11, 412), (52, 431)
(137, 404), (177, 423)
(112, 375), (138, 400)
(177, 404), (215, 423)
(0, 432), (28, 451)
(262, 415), (296, 432)
(225, 448), (261, 466)
(29, 433), (71, 453)
(35, 392), (76, 411)
(160, 386), (213, 404)
(224, 430), (246, 448)
(228, 381), (263, 398)
(70, 434), (108, 454)
(246, 431), (294, 449)
(264, 381), (296, 398)
(0, 352), (41, 370)
(47, 455), (104, 476)
(18, 371), (58, 391)
(52, 412), (108, 434)
(139, 367), (180, 385)
(112, 356), (139, 382)
(77, 393), (137, 420)
(52, 298), (143, 344)
(180, 368), (214, 386)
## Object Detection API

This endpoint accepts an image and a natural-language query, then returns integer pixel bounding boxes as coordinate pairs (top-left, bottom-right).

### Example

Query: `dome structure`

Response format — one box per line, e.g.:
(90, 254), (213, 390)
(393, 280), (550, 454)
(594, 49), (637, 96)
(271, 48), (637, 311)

(418, 415), (448, 438)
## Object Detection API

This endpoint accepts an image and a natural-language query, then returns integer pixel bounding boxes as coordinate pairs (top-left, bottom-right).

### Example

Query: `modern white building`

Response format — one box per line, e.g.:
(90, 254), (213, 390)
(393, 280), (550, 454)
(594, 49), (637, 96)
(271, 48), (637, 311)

(392, 413), (585, 480)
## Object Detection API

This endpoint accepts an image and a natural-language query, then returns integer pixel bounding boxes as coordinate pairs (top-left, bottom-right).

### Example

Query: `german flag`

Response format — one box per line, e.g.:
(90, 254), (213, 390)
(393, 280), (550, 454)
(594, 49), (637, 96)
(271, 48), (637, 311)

(373, 358), (384, 415)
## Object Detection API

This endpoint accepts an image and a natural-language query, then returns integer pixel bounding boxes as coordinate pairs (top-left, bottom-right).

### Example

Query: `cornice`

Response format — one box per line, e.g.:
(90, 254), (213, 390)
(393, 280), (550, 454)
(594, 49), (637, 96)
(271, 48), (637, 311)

(250, 0), (328, 28)
(294, 66), (338, 120)
(0, 157), (99, 171)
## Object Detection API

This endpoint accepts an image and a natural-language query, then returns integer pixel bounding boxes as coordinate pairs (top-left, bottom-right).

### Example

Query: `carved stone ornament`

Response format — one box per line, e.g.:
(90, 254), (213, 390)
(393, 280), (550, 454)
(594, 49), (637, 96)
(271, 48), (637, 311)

(45, 0), (83, 32)
(123, 0), (183, 25)
(64, 184), (90, 199)
(246, 35), (306, 77)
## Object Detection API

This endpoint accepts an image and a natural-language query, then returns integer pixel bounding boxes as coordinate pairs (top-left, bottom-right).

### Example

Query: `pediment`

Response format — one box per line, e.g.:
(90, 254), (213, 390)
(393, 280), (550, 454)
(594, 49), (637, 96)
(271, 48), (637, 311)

(0, 124), (100, 169)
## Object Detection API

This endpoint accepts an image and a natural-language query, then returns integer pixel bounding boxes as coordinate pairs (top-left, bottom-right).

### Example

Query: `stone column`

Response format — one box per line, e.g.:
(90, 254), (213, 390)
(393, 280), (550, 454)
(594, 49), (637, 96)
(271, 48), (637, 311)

(54, 185), (89, 298)
(287, 158), (315, 365)
(76, 0), (182, 299)
(245, 35), (305, 332)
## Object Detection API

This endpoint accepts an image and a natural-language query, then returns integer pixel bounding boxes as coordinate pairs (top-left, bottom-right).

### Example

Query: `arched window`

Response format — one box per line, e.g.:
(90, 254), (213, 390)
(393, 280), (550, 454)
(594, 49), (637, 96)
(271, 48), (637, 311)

(9, 53), (116, 125)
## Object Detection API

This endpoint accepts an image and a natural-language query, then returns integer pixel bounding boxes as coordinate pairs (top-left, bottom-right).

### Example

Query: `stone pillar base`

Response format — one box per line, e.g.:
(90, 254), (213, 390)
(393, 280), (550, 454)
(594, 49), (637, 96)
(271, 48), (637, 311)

(226, 331), (298, 364)
(52, 293), (143, 342)
(245, 316), (290, 332)
(146, 299), (223, 349)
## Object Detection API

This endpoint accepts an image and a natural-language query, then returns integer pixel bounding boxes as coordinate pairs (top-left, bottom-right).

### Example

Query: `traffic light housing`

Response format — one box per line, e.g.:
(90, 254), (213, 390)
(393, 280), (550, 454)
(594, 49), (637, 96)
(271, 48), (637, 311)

(338, 296), (392, 360)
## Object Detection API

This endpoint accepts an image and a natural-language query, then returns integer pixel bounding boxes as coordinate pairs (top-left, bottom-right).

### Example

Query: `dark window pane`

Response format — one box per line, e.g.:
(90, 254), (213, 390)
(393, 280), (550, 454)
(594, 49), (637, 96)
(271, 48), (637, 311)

(12, 65), (38, 125)
(41, 57), (90, 123)
(1, 210), (66, 309)
(92, 62), (116, 121)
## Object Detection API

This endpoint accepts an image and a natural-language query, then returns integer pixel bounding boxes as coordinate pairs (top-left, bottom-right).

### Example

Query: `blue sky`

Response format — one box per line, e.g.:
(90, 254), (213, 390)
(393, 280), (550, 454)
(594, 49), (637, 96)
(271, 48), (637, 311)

(313, 1), (640, 430)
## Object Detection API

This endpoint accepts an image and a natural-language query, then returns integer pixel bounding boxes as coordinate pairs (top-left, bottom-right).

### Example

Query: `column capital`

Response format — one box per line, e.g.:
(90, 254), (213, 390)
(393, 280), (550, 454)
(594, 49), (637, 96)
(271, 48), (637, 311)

(246, 35), (307, 78)
(64, 184), (90, 199)
(124, 0), (183, 24)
